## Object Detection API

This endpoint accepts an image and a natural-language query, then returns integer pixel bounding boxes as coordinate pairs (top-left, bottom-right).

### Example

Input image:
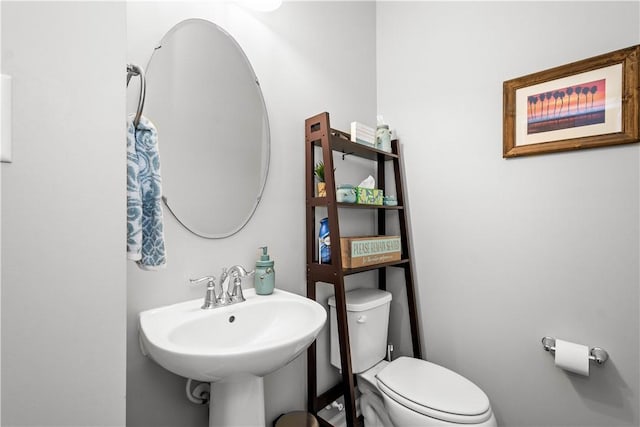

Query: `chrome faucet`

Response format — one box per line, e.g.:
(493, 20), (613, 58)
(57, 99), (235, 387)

(219, 265), (254, 304)
(190, 266), (254, 310)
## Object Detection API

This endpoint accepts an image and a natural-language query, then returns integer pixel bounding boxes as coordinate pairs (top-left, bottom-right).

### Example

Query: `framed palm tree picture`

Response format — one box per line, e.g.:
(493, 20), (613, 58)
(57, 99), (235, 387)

(503, 45), (639, 158)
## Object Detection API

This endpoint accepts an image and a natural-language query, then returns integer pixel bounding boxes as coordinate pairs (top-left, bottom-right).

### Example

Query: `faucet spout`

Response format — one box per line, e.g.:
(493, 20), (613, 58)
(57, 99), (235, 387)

(217, 268), (233, 306)
(228, 265), (251, 278)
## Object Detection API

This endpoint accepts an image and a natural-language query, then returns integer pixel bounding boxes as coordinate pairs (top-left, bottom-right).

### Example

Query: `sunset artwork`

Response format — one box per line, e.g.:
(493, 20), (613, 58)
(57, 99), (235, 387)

(504, 46), (638, 158)
(526, 79), (606, 134)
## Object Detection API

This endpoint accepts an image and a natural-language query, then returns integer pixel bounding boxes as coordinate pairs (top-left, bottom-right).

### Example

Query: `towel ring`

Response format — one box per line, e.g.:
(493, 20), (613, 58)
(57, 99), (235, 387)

(127, 63), (146, 127)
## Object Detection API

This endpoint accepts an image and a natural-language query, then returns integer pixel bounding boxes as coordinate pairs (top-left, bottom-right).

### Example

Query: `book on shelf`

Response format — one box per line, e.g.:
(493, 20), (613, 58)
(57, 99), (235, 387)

(350, 121), (375, 146)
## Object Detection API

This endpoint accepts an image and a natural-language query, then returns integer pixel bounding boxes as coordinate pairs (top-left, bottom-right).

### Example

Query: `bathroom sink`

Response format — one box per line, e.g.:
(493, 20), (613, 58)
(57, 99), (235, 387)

(139, 288), (327, 382)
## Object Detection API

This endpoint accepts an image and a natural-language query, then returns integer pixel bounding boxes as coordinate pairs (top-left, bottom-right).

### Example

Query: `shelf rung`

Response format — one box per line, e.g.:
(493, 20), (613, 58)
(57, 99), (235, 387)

(308, 263), (340, 283)
(308, 196), (329, 206)
(337, 202), (403, 210)
(308, 199), (404, 209)
(309, 259), (410, 279)
(311, 129), (399, 161)
(316, 382), (345, 410)
(343, 258), (410, 275)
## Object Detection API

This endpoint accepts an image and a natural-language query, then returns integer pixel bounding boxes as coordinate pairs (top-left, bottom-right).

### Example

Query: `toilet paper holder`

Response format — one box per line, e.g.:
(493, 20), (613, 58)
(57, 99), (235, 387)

(541, 336), (609, 365)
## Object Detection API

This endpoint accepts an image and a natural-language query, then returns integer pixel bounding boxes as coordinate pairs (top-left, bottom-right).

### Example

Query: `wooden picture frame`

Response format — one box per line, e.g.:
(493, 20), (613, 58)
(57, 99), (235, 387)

(503, 45), (639, 158)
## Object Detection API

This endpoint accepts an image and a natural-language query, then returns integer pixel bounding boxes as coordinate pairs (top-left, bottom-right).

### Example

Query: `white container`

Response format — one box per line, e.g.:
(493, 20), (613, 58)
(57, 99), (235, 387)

(328, 288), (392, 374)
(376, 124), (391, 153)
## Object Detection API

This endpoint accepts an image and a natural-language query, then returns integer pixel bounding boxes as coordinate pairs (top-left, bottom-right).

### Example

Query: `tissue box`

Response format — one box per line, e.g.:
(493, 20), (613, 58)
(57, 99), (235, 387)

(340, 235), (402, 268)
(356, 187), (383, 205)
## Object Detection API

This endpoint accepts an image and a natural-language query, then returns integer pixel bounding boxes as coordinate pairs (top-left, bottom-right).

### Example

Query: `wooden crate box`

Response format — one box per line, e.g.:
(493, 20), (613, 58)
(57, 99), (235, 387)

(340, 236), (401, 268)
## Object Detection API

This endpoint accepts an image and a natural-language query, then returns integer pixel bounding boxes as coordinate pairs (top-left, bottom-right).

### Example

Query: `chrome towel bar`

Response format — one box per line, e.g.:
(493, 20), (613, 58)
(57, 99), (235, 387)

(126, 63), (146, 127)
(541, 336), (609, 365)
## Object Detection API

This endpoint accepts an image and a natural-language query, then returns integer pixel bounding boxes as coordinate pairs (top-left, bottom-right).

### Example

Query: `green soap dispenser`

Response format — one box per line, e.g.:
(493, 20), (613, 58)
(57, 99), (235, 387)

(255, 246), (275, 295)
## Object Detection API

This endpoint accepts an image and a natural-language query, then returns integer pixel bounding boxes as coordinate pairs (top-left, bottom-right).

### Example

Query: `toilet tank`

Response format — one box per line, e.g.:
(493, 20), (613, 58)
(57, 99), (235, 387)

(328, 288), (392, 374)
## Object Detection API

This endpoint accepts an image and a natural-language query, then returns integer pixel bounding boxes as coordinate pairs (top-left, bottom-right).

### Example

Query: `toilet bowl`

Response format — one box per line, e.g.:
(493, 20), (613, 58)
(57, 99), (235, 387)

(376, 357), (496, 426)
(357, 360), (394, 427)
(328, 288), (497, 427)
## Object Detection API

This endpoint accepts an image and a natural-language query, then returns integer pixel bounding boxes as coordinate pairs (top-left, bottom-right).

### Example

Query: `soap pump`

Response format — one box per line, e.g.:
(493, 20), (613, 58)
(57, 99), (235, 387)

(254, 246), (275, 295)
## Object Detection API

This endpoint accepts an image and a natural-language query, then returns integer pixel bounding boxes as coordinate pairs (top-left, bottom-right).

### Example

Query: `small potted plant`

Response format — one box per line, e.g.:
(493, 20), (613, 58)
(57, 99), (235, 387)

(314, 161), (326, 197)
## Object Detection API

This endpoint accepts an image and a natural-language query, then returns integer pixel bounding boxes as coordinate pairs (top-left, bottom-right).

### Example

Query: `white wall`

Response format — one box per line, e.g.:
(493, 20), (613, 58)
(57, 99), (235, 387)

(126, 2), (377, 426)
(1, 2), (127, 426)
(377, 2), (639, 426)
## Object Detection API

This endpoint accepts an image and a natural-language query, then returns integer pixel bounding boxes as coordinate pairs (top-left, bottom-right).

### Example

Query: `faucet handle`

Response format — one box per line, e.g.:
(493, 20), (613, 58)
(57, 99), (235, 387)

(189, 276), (216, 287)
(229, 276), (246, 303)
(228, 268), (255, 303)
(190, 276), (218, 309)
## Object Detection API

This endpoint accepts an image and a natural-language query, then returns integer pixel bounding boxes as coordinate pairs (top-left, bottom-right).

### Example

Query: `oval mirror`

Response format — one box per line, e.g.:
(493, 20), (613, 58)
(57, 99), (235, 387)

(145, 19), (270, 238)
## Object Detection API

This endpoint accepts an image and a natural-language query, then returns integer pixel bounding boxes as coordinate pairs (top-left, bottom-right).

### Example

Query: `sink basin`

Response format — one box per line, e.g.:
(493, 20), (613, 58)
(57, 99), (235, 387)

(139, 288), (327, 382)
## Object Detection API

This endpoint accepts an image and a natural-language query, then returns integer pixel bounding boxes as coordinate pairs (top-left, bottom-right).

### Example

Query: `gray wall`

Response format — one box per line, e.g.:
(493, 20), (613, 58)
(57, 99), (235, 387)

(377, 2), (639, 426)
(1, 2), (127, 426)
(125, 2), (377, 426)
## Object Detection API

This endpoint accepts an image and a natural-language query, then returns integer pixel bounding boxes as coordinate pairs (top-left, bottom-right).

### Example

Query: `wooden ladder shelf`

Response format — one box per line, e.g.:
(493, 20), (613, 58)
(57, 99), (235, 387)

(305, 112), (422, 427)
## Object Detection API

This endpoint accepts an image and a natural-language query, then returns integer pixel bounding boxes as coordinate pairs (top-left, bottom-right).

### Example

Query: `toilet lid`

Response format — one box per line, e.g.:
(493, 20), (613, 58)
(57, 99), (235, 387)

(376, 357), (492, 424)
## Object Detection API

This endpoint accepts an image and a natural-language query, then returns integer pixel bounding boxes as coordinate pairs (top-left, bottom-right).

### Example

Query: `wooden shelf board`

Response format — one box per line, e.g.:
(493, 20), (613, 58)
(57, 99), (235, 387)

(337, 202), (403, 210)
(310, 129), (398, 161)
(343, 258), (409, 275)
(309, 259), (410, 277)
(309, 200), (403, 210)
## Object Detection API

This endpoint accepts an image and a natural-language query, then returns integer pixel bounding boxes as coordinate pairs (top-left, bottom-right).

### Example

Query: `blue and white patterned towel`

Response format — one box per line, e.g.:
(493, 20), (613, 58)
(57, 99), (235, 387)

(127, 115), (167, 270)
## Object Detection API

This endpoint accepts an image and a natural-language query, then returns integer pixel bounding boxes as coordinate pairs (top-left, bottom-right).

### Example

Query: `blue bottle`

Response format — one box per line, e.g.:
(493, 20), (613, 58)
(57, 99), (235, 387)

(319, 217), (331, 264)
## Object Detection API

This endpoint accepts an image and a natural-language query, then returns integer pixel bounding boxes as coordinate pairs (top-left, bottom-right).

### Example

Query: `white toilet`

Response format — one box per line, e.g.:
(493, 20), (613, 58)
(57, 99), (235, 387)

(328, 288), (497, 427)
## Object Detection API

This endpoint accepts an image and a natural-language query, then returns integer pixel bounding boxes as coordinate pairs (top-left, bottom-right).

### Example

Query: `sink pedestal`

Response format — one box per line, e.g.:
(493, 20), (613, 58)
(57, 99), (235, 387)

(209, 374), (265, 427)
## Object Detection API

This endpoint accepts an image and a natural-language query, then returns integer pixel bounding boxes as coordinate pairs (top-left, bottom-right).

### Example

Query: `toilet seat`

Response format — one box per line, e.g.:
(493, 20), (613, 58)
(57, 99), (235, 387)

(376, 357), (493, 424)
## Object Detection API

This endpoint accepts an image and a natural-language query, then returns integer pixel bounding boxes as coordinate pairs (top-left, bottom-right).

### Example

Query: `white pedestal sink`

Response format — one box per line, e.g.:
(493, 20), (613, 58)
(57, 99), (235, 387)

(139, 288), (327, 427)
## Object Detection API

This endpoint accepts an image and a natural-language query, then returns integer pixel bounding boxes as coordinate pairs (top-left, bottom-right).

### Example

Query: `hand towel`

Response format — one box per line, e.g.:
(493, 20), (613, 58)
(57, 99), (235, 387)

(127, 116), (142, 260)
(127, 115), (167, 270)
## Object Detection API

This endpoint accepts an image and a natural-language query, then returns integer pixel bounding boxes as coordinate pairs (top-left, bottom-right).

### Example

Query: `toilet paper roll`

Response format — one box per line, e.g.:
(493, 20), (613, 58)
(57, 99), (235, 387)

(555, 339), (590, 376)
